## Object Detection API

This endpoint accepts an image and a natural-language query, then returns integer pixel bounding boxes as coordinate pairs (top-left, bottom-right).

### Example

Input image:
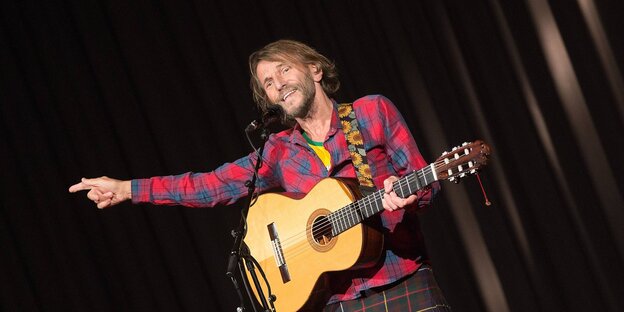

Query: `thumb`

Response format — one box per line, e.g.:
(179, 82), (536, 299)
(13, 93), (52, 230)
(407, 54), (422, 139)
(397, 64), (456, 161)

(80, 177), (99, 186)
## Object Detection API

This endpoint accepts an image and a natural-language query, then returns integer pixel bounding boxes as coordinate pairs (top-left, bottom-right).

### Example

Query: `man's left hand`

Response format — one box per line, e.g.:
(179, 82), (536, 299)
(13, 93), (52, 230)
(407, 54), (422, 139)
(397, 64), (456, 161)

(381, 176), (417, 212)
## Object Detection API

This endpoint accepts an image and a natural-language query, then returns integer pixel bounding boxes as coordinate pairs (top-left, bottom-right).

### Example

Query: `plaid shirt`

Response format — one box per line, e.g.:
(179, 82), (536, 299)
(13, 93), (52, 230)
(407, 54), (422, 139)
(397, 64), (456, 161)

(132, 95), (440, 304)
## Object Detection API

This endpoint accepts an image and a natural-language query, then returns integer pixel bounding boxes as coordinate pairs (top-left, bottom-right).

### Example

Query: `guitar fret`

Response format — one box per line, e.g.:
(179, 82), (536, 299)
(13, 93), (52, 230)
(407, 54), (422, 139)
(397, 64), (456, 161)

(336, 212), (342, 234)
(402, 178), (407, 197)
(368, 194), (375, 217)
(373, 194), (379, 216)
(350, 204), (355, 227)
(348, 205), (354, 227)
(376, 191), (383, 214)
(355, 202), (363, 221)
(415, 170), (422, 190)
(342, 212), (347, 233)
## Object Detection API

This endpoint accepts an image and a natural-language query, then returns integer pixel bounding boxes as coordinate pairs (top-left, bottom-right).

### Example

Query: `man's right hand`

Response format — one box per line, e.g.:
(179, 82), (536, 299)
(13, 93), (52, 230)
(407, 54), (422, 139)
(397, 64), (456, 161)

(69, 177), (132, 209)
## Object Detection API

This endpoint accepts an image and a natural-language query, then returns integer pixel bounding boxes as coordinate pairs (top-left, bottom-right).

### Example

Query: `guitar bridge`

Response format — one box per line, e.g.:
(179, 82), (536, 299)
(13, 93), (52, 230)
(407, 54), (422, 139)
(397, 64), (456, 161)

(267, 222), (291, 283)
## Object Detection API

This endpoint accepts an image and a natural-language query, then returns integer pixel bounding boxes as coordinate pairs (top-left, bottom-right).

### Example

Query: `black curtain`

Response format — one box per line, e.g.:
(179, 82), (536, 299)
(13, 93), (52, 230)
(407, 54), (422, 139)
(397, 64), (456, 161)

(2, 0), (623, 311)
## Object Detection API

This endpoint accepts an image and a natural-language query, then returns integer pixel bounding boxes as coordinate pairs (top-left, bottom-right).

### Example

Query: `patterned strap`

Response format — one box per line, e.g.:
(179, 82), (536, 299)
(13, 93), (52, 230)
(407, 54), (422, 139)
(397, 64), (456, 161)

(338, 103), (375, 189)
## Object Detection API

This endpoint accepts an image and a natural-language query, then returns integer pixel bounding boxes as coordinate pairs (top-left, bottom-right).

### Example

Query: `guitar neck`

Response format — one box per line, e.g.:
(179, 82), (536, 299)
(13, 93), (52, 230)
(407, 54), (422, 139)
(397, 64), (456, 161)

(329, 164), (438, 236)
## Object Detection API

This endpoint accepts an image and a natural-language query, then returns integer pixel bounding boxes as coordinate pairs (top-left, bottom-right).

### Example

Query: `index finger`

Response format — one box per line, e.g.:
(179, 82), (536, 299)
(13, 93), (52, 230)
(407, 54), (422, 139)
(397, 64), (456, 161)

(68, 179), (93, 193)
(383, 176), (399, 193)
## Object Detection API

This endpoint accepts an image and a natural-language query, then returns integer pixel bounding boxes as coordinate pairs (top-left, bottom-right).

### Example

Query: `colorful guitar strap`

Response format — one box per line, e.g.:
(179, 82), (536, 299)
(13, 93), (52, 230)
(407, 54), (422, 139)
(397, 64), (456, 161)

(337, 103), (376, 194)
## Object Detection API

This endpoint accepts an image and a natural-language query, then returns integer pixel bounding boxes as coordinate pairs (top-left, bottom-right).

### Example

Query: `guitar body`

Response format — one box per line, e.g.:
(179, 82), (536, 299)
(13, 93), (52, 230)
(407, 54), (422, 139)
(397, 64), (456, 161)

(243, 178), (384, 311)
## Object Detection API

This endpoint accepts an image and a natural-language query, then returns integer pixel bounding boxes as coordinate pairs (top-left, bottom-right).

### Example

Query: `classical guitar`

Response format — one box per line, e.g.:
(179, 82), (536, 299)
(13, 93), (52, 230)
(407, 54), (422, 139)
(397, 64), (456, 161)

(243, 140), (491, 311)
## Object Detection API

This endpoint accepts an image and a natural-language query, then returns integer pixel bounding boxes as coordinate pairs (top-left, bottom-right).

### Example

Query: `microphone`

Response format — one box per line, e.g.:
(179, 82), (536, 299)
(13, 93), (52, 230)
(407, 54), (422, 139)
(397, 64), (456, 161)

(245, 105), (284, 132)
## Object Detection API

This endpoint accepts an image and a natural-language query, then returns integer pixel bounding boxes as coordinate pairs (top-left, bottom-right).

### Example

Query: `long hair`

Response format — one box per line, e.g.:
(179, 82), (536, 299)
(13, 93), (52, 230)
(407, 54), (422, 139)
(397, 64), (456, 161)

(249, 40), (340, 113)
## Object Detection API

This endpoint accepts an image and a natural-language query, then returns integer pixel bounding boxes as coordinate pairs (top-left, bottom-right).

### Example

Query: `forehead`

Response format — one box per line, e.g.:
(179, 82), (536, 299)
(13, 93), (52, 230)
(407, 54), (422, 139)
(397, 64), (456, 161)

(257, 57), (305, 76)
(256, 60), (286, 76)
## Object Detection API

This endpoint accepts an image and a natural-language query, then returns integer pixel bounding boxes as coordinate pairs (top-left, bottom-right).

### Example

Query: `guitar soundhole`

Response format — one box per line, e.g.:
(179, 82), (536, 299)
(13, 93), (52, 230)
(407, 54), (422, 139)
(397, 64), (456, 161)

(307, 209), (337, 252)
(311, 216), (334, 246)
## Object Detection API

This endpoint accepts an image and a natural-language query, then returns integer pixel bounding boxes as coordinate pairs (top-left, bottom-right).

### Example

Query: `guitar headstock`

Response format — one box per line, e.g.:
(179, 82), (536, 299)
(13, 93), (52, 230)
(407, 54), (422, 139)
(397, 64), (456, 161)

(435, 140), (491, 183)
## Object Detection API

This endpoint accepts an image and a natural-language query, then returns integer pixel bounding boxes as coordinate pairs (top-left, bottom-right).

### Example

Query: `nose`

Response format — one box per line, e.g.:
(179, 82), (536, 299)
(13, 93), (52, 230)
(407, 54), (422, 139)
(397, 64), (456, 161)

(274, 75), (286, 90)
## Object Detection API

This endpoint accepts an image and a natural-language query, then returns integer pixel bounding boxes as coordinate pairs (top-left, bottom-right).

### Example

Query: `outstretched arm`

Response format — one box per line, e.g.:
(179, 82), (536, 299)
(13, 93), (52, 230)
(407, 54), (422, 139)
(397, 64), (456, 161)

(68, 177), (132, 209)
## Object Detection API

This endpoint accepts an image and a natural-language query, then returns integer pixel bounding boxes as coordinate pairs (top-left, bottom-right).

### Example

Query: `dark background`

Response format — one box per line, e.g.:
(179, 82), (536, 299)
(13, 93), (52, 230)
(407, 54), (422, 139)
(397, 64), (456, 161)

(2, 0), (623, 311)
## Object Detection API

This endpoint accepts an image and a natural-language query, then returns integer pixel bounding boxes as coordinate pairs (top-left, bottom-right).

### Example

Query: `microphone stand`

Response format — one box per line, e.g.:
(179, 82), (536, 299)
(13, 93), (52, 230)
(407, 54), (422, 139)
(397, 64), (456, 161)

(227, 125), (274, 312)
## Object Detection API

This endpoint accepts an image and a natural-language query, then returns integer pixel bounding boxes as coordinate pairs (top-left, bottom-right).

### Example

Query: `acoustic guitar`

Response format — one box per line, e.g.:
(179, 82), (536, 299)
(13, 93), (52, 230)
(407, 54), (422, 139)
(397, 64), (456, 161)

(243, 140), (491, 311)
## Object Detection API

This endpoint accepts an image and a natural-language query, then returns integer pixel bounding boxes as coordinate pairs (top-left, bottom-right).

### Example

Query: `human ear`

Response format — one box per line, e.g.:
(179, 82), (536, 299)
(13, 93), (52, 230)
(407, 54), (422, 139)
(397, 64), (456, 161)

(309, 64), (323, 82)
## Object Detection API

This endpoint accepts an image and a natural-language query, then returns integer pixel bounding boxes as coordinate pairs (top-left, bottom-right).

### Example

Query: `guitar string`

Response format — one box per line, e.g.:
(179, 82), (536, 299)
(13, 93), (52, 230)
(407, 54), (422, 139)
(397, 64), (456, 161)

(275, 151), (477, 259)
(280, 156), (478, 259)
(275, 160), (443, 250)
(281, 168), (427, 247)
(274, 169), (433, 260)
(273, 160), (447, 253)
(274, 148), (479, 260)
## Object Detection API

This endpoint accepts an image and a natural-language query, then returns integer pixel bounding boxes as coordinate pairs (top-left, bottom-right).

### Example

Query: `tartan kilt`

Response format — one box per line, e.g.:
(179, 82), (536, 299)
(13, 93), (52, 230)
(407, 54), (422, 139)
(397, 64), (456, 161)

(323, 265), (451, 312)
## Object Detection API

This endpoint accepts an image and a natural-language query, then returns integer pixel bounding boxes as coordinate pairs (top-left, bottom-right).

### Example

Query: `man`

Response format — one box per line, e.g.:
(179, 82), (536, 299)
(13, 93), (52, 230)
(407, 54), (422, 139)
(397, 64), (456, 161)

(69, 39), (451, 311)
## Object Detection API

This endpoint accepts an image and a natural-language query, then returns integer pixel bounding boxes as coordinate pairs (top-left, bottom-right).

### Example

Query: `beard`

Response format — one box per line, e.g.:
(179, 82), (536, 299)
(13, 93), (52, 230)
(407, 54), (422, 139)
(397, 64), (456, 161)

(276, 72), (316, 123)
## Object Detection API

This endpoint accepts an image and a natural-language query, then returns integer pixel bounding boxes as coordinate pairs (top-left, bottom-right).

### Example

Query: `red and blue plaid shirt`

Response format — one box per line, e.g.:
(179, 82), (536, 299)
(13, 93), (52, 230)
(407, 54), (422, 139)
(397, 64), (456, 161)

(132, 95), (440, 303)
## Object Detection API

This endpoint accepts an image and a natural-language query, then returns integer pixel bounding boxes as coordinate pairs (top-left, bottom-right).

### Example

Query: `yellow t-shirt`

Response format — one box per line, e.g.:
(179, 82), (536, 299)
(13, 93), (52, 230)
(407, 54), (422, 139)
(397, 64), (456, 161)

(302, 132), (331, 170)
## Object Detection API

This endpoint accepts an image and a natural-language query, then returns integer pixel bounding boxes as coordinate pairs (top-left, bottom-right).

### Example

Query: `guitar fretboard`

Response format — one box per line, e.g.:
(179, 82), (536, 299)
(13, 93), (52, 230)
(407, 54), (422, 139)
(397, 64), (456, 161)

(328, 165), (437, 236)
